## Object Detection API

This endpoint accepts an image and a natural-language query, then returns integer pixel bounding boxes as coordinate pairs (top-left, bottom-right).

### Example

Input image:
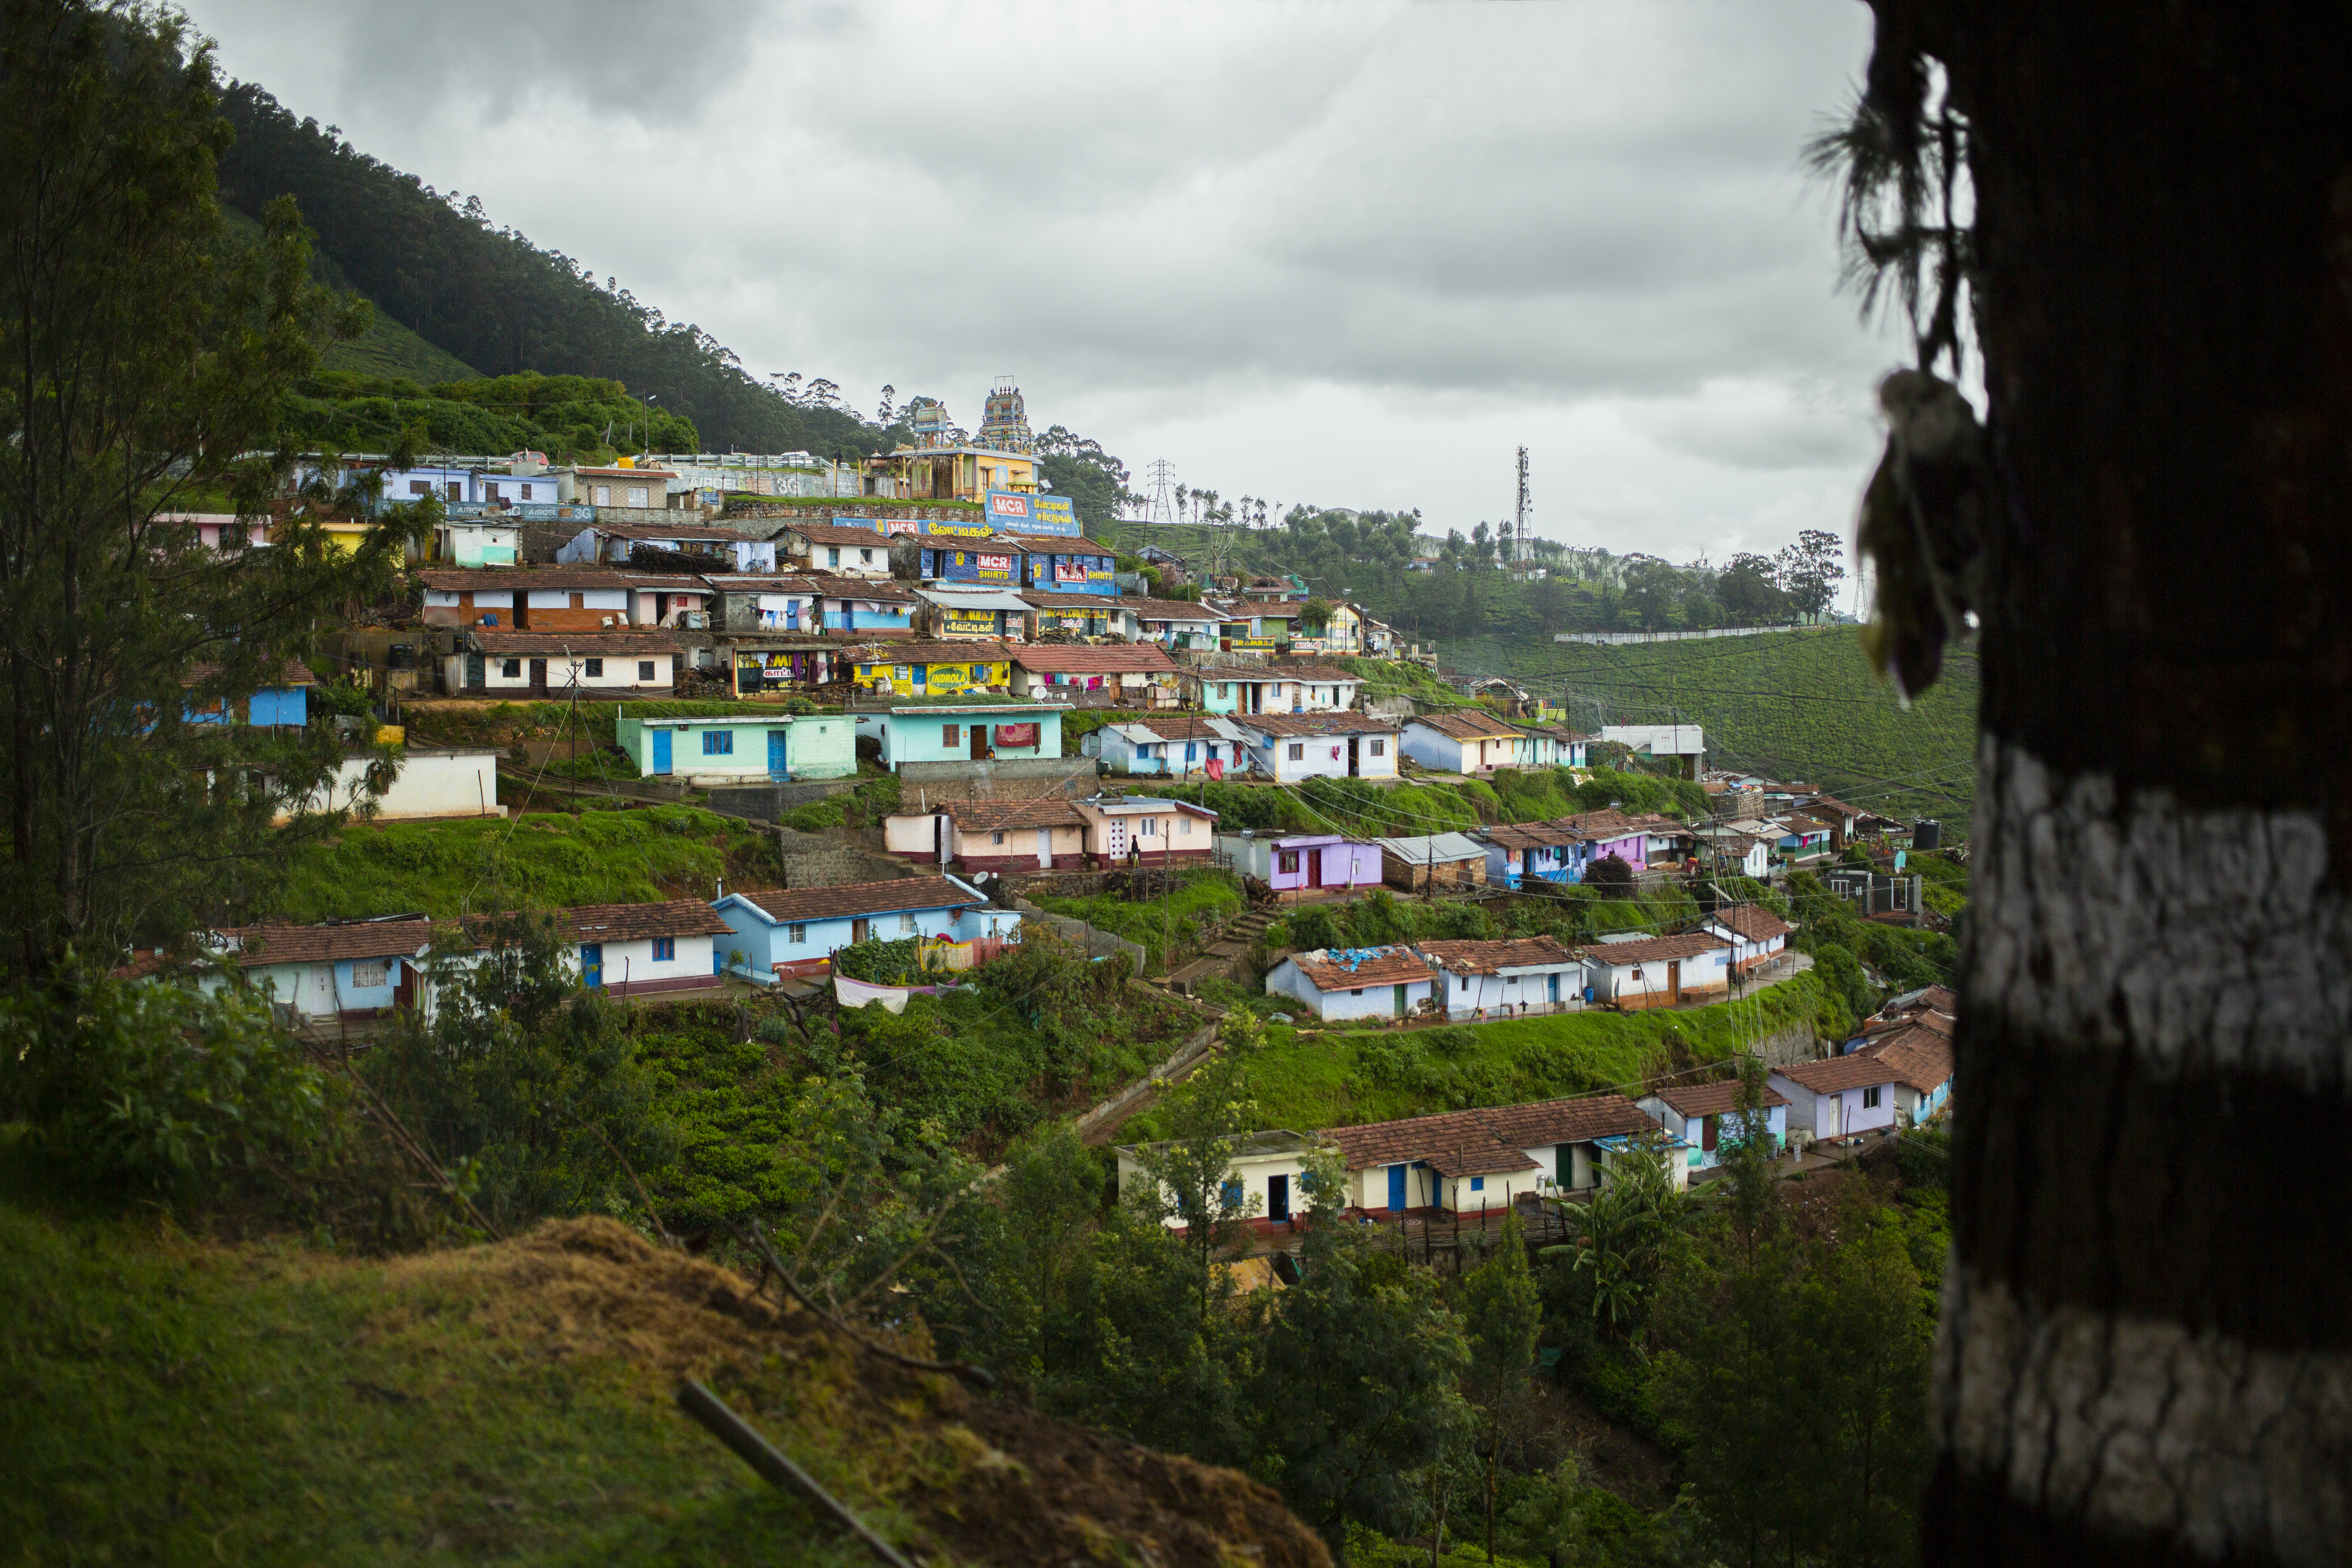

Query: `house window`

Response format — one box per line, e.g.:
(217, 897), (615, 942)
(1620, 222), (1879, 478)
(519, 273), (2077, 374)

(1278, 851), (1300, 874)
(1470, 1177), (1484, 1192)
(501, 658), (522, 679)
(639, 661), (655, 682)
(787, 923), (807, 944)
(1140, 817), (1156, 837)
(409, 480), (430, 497)
(1218, 683), (1231, 698)
(991, 831), (1006, 845)
(704, 731), (734, 755)
(483, 482), (500, 501)
(1350, 987), (1363, 997)
(1369, 739), (1385, 757)
(943, 724), (961, 747)
(585, 658), (603, 677)
(351, 962), (388, 989)
(1180, 818), (1193, 835)
(1863, 1085), (1882, 1109)
(594, 485), (611, 505)
(520, 483), (535, 500)
(860, 548), (874, 564)
(1459, 976), (1470, 991)
(898, 913), (917, 935)
(828, 547), (841, 567)
(652, 937), (675, 961)
(1287, 743), (1305, 761)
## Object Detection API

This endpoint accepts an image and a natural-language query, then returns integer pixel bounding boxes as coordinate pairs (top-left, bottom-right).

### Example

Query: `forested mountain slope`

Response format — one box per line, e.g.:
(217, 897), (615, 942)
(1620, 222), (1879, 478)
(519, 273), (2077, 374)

(216, 85), (879, 458)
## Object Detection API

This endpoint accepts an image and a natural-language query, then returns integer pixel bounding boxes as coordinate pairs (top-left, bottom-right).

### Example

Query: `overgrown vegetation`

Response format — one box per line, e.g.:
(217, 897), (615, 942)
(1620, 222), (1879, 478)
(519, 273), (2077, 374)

(278, 805), (777, 921)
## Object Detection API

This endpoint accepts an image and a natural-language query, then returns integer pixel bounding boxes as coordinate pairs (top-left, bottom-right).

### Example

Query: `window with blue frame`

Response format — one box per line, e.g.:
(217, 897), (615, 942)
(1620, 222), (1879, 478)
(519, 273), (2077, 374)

(1470, 1176), (1485, 1192)
(652, 937), (675, 961)
(1221, 1179), (1243, 1210)
(703, 731), (733, 755)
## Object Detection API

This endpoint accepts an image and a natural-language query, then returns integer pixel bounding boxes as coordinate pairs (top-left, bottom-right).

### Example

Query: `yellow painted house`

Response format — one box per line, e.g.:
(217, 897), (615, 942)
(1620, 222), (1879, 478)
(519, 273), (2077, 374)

(852, 640), (1013, 698)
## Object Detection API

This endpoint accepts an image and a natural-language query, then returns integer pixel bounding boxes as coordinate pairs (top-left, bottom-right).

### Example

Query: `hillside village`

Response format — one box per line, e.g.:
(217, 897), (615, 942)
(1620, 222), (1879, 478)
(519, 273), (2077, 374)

(7, 16), (1983, 1566)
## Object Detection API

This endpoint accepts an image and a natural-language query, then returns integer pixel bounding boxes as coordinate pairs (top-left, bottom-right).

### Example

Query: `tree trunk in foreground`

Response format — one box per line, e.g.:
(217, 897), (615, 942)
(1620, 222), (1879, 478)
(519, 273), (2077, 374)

(1867, 4), (2352, 1564)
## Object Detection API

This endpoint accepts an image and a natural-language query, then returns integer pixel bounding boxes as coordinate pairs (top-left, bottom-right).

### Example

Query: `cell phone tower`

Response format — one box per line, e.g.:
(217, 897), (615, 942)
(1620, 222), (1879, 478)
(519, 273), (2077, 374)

(1145, 458), (1177, 526)
(1515, 445), (1531, 561)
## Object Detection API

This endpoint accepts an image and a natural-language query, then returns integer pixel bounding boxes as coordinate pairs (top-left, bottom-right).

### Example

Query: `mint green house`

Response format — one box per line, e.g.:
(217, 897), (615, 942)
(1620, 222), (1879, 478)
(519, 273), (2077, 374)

(615, 713), (856, 783)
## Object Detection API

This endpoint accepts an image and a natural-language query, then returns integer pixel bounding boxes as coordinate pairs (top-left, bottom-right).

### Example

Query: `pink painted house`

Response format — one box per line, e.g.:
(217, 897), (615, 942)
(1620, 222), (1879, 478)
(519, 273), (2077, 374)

(1215, 832), (1382, 897)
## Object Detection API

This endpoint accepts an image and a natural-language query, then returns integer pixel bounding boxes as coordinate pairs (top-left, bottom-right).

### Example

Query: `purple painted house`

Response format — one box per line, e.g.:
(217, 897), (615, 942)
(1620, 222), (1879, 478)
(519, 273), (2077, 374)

(1216, 832), (1382, 896)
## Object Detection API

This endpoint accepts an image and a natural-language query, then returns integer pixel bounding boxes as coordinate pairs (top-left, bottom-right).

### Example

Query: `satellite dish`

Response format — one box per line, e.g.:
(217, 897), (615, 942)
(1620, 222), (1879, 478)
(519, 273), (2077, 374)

(1080, 731), (1102, 758)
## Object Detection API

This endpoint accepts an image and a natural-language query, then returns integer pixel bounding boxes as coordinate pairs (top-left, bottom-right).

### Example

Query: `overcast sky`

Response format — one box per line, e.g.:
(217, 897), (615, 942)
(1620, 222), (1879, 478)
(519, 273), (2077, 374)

(191, 0), (1896, 563)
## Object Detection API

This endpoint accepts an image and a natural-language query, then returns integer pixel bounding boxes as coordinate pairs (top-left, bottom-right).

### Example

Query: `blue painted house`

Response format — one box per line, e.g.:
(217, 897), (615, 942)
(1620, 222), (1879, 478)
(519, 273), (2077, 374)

(184, 657), (319, 727)
(1007, 534), (1117, 596)
(1636, 1079), (1790, 1173)
(855, 702), (1063, 771)
(919, 538), (1029, 588)
(713, 875), (1008, 982)
(615, 712), (857, 782)
(190, 917), (434, 1021)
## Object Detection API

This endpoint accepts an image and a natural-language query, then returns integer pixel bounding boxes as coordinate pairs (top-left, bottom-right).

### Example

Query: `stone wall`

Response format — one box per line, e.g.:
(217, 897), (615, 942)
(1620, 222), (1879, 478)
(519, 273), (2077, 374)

(705, 779), (863, 821)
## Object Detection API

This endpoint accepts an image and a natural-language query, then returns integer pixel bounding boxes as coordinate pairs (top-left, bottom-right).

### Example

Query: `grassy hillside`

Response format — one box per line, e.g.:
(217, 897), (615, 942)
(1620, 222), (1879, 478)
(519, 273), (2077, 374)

(1448, 627), (1978, 835)
(220, 202), (482, 387)
(0, 1167), (1324, 1566)
(1126, 971), (1833, 1140)
(278, 806), (776, 922)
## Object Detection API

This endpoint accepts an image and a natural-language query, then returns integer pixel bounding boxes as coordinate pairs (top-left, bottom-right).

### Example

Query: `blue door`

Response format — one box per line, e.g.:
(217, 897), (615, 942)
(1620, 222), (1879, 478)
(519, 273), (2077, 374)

(768, 730), (788, 780)
(581, 943), (603, 988)
(1387, 1163), (1408, 1211)
(1548, 973), (1561, 1004)
(651, 729), (672, 774)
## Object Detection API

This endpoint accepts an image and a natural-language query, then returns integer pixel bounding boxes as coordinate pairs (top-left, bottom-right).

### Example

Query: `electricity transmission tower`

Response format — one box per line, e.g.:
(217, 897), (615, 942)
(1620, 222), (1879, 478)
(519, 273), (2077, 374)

(1145, 459), (1176, 525)
(1514, 445), (1531, 564)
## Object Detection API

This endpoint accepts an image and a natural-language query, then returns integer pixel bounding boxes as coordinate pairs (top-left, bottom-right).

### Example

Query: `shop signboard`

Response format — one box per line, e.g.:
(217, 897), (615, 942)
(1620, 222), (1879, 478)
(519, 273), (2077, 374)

(1053, 558), (1092, 585)
(735, 651), (800, 692)
(828, 516), (883, 531)
(940, 609), (1001, 637)
(984, 490), (1032, 528)
(880, 518), (923, 536)
(1024, 495), (1081, 537)
(921, 517), (998, 539)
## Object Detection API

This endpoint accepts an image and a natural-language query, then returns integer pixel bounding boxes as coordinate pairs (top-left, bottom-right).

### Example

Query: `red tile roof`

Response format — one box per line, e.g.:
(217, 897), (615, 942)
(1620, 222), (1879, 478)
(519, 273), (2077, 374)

(1650, 1078), (1791, 1116)
(459, 900), (733, 944)
(1710, 905), (1794, 942)
(184, 657), (319, 688)
(207, 918), (435, 967)
(1777, 1054), (1905, 1094)
(1574, 933), (1729, 967)
(1240, 713), (1396, 737)
(780, 522), (898, 547)
(592, 522), (739, 541)
(1319, 1108), (1540, 1177)
(941, 799), (1089, 831)
(417, 566), (627, 591)
(1010, 644), (1177, 674)
(1288, 946), (1434, 991)
(1415, 936), (1579, 975)
(1474, 1094), (1659, 1146)
(727, 876), (982, 925)
(1411, 710), (1523, 740)
(471, 629), (682, 654)
(1265, 664), (1363, 683)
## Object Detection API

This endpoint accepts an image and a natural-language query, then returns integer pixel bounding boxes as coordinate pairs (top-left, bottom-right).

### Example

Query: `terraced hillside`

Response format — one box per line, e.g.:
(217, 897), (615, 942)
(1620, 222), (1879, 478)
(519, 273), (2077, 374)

(1446, 626), (1979, 836)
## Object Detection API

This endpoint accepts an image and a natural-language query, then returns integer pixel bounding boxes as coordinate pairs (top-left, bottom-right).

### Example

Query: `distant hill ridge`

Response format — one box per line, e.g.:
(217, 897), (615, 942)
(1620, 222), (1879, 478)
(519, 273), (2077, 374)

(216, 84), (880, 460)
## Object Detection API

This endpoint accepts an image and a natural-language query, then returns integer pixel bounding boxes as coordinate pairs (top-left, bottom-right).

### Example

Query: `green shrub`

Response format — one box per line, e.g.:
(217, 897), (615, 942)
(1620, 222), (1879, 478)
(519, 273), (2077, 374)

(1, 976), (327, 1198)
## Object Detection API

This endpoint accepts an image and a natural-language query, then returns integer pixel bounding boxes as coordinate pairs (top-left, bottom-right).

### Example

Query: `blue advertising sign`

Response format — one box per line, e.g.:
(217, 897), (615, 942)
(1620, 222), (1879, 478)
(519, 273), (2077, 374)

(984, 490), (1033, 529)
(1025, 494), (1081, 536)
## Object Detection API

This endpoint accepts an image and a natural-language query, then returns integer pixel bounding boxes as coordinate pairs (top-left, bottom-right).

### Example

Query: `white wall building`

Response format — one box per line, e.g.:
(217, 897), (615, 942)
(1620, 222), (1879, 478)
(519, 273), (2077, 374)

(1263, 945), (1435, 1022)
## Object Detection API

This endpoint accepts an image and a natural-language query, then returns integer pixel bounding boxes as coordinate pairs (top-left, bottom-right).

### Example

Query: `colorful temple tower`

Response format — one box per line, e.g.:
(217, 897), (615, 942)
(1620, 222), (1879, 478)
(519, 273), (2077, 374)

(977, 376), (1033, 454)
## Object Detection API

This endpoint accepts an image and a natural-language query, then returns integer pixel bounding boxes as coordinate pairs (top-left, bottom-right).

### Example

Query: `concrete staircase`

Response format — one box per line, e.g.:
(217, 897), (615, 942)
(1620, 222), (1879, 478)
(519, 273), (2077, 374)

(1169, 906), (1275, 995)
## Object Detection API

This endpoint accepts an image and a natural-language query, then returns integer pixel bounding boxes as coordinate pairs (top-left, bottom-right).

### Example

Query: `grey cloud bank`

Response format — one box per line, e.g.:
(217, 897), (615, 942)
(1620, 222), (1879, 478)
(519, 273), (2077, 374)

(193, 0), (1893, 561)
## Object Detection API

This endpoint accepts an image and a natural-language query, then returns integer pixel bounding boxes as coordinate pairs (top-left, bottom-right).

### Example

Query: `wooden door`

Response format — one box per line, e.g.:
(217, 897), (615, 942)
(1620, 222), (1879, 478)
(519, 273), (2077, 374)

(1666, 959), (1681, 1002)
(851, 918), (871, 944)
(528, 657), (547, 689)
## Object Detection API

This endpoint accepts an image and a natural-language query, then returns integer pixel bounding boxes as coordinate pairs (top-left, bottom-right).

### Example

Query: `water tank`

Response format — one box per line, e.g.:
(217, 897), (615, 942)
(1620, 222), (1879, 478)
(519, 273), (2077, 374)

(1913, 818), (1942, 851)
(387, 643), (416, 671)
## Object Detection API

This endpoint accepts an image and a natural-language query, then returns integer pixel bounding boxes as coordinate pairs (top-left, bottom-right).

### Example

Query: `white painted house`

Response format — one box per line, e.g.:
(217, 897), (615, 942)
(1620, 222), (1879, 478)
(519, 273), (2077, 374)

(188, 918), (435, 1021)
(446, 630), (679, 695)
(1221, 714), (1399, 783)
(1399, 709), (1534, 775)
(711, 875), (1000, 983)
(1573, 932), (1733, 1011)
(1701, 904), (1796, 974)
(1263, 945), (1435, 1022)
(1772, 1026), (1953, 1141)
(1635, 1078), (1789, 1174)
(1116, 1129), (1334, 1232)
(1416, 936), (1586, 1019)
(1321, 1094), (1673, 1215)
(296, 748), (503, 823)
(1094, 715), (1242, 777)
